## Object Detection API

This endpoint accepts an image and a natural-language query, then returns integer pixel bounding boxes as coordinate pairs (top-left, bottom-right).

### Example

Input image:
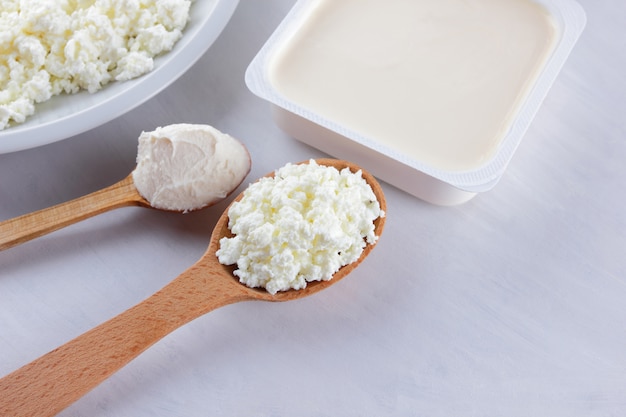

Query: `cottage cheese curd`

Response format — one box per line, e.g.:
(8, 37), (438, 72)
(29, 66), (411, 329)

(216, 160), (384, 295)
(0, 0), (191, 130)
(132, 124), (251, 212)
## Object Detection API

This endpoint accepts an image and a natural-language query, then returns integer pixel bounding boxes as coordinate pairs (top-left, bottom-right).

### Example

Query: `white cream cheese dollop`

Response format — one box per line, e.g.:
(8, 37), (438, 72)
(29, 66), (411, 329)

(216, 160), (384, 295)
(132, 123), (251, 212)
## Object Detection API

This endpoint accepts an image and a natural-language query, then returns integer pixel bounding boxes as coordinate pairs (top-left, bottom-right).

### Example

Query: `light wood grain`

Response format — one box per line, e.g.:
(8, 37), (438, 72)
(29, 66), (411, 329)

(0, 159), (386, 417)
(0, 175), (150, 251)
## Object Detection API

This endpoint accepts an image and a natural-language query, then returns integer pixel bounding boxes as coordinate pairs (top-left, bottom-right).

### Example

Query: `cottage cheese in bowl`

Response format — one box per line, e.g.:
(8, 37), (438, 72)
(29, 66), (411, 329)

(0, 0), (191, 130)
(0, 0), (240, 154)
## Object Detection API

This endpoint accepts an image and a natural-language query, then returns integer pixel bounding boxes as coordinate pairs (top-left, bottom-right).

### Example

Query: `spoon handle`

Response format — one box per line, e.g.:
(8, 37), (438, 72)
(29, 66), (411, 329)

(0, 174), (149, 251)
(0, 262), (247, 417)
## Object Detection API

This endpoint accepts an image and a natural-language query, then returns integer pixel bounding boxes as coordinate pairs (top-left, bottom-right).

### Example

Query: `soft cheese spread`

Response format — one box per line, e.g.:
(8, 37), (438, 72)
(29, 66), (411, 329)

(268, 0), (558, 171)
(0, 0), (192, 130)
(216, 160), (384, 295)
(132, 123), (251, 212)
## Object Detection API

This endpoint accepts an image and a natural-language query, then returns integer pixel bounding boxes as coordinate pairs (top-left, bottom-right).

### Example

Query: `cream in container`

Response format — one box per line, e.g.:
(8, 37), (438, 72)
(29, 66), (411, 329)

(245, 0), (586, 205)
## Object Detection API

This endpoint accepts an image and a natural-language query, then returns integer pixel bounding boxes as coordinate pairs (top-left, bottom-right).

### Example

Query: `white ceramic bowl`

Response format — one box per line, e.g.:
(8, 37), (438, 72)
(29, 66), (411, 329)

(0, 0), (239, 154)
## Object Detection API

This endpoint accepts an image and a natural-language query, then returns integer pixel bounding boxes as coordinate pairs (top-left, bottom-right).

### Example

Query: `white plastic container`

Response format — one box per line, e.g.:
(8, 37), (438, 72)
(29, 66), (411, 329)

(245, 0), (586, 205)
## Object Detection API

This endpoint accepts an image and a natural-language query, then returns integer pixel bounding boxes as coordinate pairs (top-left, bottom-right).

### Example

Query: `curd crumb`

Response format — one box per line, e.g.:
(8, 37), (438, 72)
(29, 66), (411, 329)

(217, 160), (385, 294)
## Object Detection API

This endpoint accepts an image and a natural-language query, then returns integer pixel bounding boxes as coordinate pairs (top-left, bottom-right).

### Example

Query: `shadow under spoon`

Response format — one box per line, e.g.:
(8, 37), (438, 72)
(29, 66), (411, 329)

(0, 158), (387, 417)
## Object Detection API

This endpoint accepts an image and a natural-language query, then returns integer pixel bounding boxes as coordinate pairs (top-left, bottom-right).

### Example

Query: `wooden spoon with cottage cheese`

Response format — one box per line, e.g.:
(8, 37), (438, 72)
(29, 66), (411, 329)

(0, 158), (386, 417)
(0, 124), (251, 251)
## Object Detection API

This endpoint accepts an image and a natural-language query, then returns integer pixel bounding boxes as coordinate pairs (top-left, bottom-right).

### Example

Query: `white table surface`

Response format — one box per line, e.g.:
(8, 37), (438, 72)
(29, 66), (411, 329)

(1, 1), (625, 416)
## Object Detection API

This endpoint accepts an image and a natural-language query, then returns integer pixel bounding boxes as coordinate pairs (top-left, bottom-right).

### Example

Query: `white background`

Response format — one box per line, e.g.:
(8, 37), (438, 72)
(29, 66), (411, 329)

(1, 0), (625, 415)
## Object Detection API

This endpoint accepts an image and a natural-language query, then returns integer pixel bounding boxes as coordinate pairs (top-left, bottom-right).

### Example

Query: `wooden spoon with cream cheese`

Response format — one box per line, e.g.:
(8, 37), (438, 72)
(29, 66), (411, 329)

(0, 158), (386, 417)
(0, 124), (250, 251)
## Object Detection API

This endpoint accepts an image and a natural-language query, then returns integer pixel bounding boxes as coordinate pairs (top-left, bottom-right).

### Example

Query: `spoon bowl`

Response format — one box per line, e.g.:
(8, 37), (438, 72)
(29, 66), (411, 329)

(0, 158), (386, 417)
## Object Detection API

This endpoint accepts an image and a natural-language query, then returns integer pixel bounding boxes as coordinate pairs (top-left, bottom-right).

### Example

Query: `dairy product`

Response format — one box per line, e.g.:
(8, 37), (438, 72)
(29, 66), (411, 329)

(0, 0), (191, 130)
(246, 0), (586, 205)
(268, 0), (558, 171)
(132, 124), (250, 212)
(216, 160), (384, 295)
